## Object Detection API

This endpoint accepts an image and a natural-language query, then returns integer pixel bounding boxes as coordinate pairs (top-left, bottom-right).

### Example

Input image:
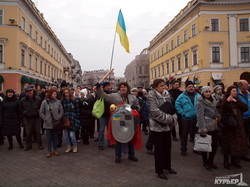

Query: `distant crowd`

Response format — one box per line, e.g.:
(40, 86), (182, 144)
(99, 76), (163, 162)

(0, 79), (250, 180)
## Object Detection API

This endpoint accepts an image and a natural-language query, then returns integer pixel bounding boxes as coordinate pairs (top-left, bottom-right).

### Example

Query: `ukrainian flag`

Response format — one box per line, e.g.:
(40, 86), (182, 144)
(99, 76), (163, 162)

(116, 9), (130, 53)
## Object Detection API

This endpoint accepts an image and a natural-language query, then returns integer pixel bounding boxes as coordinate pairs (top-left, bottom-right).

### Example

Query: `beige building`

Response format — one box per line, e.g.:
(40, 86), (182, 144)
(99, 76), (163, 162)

(0, 0), (82, 92)
(82, 69), (115, 89)
(124, 48), (150, 88)
(148, 0), (250, 88)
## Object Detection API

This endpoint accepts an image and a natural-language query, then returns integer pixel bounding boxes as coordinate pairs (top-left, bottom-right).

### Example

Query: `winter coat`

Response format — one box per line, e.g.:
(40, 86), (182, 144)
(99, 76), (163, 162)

(237, 88), (250, 119)
(96, 87), (140, 110)
(61, 98), (80, 131)
(39, 99), (64, 129)
(196, 95), (219, 133)
(0, 95), (21, 136)
(79, 95), (96, 126)
(20, 95), (41, 119)
(175, 91), (199, 120)
(147, 89), (178, 132)
(168, 89), (183, 102)
(141, 97), (149, 121)
(221, 98), (248, 157)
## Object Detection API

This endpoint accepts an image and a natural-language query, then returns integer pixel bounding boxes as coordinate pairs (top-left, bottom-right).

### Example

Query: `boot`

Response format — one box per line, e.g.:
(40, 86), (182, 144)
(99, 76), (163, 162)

(231, 157), (241, 168)
(54, 150), (60, 156)
(19, 143), (24, 149)
(65, 146), (72, 153)
(73, 146), (78, 153)
(46, 152), (52, 158)
(224, 155), (230, 169)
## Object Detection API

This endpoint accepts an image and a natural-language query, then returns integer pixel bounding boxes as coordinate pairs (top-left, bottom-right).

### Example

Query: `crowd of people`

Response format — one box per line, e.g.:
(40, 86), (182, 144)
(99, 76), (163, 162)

(0, 79), (250, 180)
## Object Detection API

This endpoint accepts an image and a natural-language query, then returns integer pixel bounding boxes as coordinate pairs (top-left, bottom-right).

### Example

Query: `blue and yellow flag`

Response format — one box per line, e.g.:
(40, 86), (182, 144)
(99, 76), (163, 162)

(116, 9), (130, 53)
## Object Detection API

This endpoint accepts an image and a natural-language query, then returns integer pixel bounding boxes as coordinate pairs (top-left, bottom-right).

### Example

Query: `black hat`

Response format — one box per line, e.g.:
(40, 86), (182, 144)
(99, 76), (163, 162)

(6, 89), (15, 94)
(185, 81), (194, 88)
(137, 86), (143, 89)
(102, 82), (110, 88)
(60, 81), (68, 88)
(25, 86), (33, 92)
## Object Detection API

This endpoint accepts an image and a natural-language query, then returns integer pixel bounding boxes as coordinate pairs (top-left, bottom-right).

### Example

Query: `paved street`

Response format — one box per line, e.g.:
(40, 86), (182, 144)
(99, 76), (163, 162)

(0, 127), (250, 187)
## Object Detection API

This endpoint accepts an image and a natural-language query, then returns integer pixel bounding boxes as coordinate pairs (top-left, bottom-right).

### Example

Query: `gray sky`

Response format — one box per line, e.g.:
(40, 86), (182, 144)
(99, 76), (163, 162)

(36, 0), (190, 77)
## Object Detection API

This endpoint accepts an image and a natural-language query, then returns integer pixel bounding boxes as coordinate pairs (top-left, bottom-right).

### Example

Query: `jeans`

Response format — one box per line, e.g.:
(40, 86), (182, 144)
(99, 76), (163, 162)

(98, 116), (109, 146)
(46, 129), (58, 152)
(181, 119), (197, 152)
(65, 130), (77, 146)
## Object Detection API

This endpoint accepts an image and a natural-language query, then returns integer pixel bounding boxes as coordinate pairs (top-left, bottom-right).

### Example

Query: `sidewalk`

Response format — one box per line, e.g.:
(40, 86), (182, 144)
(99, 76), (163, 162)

(0, 131), (249, 187)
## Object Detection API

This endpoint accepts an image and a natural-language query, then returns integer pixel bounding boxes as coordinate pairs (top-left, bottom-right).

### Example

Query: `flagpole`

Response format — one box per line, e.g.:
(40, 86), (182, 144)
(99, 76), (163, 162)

(109, 29), (116, 71)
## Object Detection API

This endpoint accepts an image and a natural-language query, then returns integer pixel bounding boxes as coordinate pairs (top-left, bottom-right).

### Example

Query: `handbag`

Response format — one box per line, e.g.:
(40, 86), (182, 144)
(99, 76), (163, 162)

(92, 95), (104, 119)
(62, 116), (71, 128)
(219, 115), (238, 129)
(204, 116), (218, 132)
(155, 100), (176, 126)
(194, 134), (212, 152)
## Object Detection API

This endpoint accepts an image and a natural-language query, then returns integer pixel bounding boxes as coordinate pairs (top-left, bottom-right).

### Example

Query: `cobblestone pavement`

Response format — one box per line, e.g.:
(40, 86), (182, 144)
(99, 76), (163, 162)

(0, 128), (249, 187)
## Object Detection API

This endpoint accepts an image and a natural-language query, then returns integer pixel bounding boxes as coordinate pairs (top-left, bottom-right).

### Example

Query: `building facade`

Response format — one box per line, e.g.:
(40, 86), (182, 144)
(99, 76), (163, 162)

(148, 0), (250, 88)
(124, 48), (150, 88)
(0, 0), (81, 92)
(82, 69), (115, 89)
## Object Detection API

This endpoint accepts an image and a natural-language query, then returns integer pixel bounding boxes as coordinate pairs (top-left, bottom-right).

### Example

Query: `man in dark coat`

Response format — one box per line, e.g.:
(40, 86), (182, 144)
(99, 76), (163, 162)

(168, 80), (183, 141)
(20, 86), (43, 151)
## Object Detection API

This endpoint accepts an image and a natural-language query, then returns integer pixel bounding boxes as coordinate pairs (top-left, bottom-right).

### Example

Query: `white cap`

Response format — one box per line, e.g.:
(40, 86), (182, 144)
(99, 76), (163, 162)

(80, 88), (88, 96)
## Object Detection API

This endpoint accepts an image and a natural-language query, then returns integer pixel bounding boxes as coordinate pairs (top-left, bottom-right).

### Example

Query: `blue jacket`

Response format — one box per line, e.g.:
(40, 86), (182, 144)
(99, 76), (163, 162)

(238, 88), (250, 119)
(175, 91), (199, 120)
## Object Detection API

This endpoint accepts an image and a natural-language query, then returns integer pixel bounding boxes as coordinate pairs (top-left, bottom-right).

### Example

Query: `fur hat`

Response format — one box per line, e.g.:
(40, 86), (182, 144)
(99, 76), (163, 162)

(201, 86), (211, 95)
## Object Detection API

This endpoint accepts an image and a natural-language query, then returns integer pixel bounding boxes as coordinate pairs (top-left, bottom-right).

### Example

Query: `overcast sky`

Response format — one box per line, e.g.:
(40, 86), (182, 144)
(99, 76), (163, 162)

(36, 0), (191, 77)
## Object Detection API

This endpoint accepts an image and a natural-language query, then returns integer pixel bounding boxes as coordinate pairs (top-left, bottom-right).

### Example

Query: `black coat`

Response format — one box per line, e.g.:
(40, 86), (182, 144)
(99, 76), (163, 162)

(78, 96), (96, 126)
(20, 95), (41, 119)
(0, 95), (21, 136)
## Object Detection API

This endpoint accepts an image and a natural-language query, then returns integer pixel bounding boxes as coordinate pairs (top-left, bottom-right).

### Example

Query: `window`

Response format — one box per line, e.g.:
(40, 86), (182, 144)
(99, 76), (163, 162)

(211, 19), (219, 31)
(52, 48), (53, 56)
(158, 50), (160, 58)
(21, 17), (25, 31)
(35, 31), (38, 42)
(154, 68), (156, 78)
(40, 60), (43, 74)
(151, 69), (153, 79)
(0, 45), (3, 63)
(184, 53), (188, 68)
(212, 47), (220, 63)
(184, 30), (188, 42)
(192, 24), (196, 37)
(158, 66), (160, 77)
(177, 35), (180, 46)
(21, 49), (25, 67)
(166, 44), (169, 53)
(29, 25), (32, 37)
(48, 45), (50, 53)
(166, 62), (169, 74)
(44, 64), (47, 76)
(45, 41), (47, 51)
(171, 60), (174, 72)
(35, 58), (38, 72)
(171, 40), (174, 50)
(162, 47), (164, 55)
(154, 53), (156, 60)
(139, 66), (142, 74)
(162, 63), (164, 76)
(29, 54), (32, 69)
(0, 9), (3, 25)
(40, 36), (43, 47)
(48, 66), (50, 77)
(240, 47), (250, 62)
(193, 50), (198, 65)
(177, 57), (181, 70)
(240, 18), (249, 31)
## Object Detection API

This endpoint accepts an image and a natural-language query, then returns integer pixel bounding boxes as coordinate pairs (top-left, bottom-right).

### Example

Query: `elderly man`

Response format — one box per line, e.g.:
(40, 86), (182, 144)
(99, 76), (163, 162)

(237, 80), (250, 149)
(20, 86), (43, 151)
(175, 81), (199, 156)
(94, 82), (140, 163)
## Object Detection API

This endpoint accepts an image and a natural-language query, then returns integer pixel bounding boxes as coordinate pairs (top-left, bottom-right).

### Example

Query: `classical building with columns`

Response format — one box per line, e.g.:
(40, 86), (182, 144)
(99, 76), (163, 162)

(148, 0), (250, 88)
(0, 0), (81, 92)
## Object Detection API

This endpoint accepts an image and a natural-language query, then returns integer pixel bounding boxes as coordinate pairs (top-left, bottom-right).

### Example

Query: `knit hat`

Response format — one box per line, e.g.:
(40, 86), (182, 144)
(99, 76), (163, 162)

(6, 89), (15, 94)
(102, 82), (110, 88)
(214, 85), (222, 92)
(131, 88), (138, 92)
(201, 86), (211, 95)
(142, 89), (148, 95)
(80, 88), (88, 96)
(185, 81), (194, 88)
